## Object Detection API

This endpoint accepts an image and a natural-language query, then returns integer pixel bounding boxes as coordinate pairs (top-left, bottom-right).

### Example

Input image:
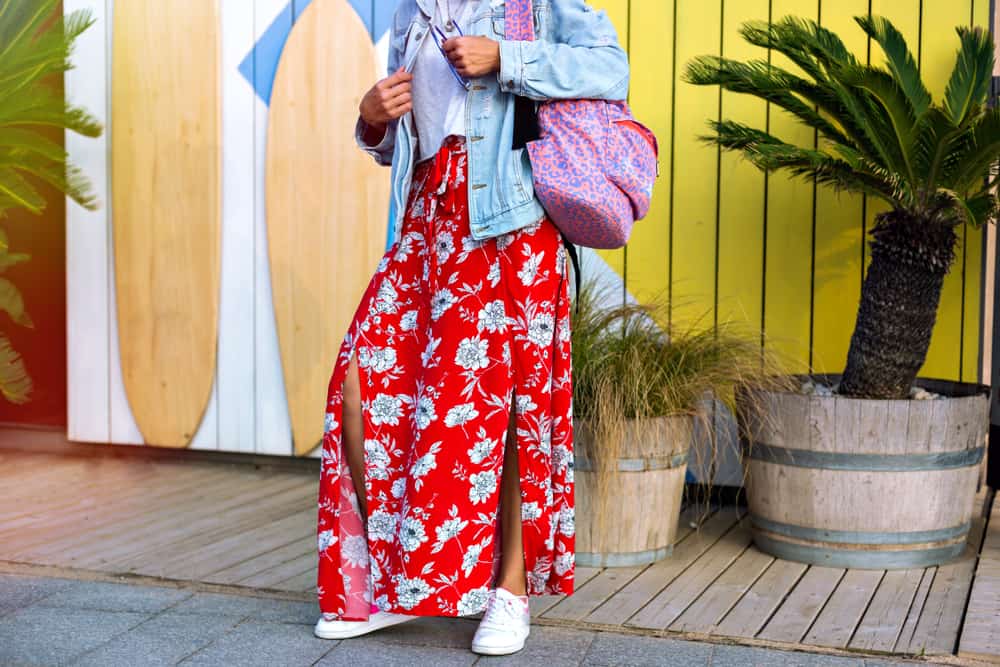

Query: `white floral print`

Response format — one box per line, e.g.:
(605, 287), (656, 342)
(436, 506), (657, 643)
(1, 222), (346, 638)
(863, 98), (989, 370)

(457, 587), (491, 615)
(455, 337), (489, 370)
(399, 516), (429, 552)
(478, 300), (507, 333)
(527, 312), (555, 346)
(317, 136), (574, 620)
(358, 346), (397, 373)
(445, 403), (479, 427)
(369, 394), (404, 426)
(468, 470), (497, 505)
(395, 576), (432, 610)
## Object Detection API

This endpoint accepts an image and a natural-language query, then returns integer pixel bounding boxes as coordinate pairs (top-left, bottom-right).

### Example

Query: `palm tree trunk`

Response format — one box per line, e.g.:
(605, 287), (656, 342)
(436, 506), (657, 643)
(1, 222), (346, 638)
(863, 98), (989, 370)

(839, 210), (958, 399)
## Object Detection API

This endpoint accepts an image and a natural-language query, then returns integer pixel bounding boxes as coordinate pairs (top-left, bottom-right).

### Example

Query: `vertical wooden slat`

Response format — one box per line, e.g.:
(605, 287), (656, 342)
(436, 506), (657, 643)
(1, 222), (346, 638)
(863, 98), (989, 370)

(625, 0), (673, 309)
(670, 0), (722, 328)
(589, 0), (631, 294)
(810, 0), (869, 374)
(65, 0), (111, 443)
(763, 0), (819, 371)
(716, 0), (768, 329)
(911, 0), (970, 380)
(215, 0), (259, 452)
(254, 0), (295, 455)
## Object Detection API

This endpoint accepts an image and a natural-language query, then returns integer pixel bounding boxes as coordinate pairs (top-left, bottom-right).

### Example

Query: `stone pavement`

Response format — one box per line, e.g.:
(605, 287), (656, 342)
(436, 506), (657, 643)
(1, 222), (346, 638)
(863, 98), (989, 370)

(0, 573), (952, 667)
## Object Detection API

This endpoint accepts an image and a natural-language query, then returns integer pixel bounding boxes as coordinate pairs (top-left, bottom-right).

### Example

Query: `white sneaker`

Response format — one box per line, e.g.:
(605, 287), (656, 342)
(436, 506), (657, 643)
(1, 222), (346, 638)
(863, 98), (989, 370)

(313, 610), (414, 640)
(470, 587), (531, 655)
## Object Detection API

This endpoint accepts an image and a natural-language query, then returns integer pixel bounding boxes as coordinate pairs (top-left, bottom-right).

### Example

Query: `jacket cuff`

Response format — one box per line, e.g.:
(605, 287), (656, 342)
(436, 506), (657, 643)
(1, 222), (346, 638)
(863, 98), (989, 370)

(354, 116), (394, 165)
(497, 39), (524, 96)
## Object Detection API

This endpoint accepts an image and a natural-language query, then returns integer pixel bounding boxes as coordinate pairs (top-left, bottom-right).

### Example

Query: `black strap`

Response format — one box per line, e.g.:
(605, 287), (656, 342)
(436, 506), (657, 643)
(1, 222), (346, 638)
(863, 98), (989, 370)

(560, 231), (581, 314)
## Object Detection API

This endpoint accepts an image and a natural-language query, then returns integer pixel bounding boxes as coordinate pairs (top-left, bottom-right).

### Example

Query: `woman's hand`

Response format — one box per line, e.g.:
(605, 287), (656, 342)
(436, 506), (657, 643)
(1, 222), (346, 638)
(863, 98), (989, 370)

(359, 67), (413, 136)
(442, 36), (501, 78)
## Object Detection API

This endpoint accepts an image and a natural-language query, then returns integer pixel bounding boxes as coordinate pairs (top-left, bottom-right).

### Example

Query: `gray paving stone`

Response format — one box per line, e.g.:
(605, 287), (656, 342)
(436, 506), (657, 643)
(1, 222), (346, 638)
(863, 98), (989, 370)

(177, 619), (335, 666)
(34, 580), (193, 614)
(476, 625), (596, 666)
(582, 632), (713, 666)
(168, 591), (317, 624)
(67, 612), (245, 667)
(711, 645), (867, 666)
(318, 638), (476, 666)
(0, 605), (148, 666)
(372, 615), (479, 648)
(0, 573), (75, 617)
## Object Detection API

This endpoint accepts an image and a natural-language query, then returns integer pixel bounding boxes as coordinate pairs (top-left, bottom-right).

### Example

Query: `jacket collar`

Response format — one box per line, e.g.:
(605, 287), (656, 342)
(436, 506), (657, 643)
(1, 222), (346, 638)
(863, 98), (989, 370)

(415, 0), (435, 18)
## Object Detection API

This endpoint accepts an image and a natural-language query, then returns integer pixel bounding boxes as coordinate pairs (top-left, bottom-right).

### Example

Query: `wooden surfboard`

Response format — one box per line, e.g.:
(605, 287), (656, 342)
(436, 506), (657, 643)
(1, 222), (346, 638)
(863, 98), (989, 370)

(266, 0), (390, 456)
(111, 1), (221, 447)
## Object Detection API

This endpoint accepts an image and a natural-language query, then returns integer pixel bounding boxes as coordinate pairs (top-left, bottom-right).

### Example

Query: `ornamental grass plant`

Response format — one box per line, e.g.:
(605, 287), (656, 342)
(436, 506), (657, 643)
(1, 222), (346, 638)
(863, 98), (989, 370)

(570, 280), (789, 520)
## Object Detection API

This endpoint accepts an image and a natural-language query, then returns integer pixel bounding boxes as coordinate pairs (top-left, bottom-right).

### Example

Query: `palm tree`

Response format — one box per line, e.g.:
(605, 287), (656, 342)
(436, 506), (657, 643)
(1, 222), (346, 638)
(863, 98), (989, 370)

(0, 0), (102, 403)
(685, 16), (999, 399)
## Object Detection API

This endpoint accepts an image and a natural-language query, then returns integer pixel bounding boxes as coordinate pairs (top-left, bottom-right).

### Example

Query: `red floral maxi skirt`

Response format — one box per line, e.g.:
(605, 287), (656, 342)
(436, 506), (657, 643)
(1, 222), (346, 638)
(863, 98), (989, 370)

(316, 135), (575, 620)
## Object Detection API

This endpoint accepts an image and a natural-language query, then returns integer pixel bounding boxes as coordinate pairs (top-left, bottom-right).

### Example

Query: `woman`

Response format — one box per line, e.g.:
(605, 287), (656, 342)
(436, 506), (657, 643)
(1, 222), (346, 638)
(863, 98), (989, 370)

(315, 0), (628, 656)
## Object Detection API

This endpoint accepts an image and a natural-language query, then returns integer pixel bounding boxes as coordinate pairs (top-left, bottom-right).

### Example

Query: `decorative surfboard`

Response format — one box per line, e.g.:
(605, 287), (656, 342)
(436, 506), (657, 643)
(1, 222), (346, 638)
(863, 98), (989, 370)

(111, 1), (221, 447)
(266, 0), (390, 456)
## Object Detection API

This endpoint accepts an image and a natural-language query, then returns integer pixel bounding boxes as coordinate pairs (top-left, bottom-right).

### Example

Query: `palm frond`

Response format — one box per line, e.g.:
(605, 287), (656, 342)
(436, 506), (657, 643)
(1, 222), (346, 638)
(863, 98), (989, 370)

(943, 26), (994, 125)
(855, 15), (931, 118)
(703, 120), (902, 202)
(0, 332), (32, 405)
(683, 56), (852, 145)
(0, 276), (32, 328)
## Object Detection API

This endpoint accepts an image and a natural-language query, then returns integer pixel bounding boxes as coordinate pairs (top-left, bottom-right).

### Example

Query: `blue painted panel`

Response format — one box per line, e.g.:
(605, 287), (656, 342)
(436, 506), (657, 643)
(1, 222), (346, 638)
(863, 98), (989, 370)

(239, 0), (382, 104)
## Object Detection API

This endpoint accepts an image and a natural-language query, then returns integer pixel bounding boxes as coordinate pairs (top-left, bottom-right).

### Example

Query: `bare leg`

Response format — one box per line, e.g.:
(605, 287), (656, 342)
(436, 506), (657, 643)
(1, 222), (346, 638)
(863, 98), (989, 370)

(495, 402), (528, 596)
(342, 355), (367, 518)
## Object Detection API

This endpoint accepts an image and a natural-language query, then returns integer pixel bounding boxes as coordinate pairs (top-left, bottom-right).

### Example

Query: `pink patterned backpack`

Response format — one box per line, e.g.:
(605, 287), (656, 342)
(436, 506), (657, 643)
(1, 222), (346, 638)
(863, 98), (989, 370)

(506, 0), (659, 249)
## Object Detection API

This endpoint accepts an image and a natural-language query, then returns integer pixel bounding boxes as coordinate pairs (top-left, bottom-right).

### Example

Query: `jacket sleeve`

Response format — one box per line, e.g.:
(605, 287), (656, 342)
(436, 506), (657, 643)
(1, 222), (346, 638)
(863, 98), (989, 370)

(354, 11), (405, 166)
(496, 0), (629, 102)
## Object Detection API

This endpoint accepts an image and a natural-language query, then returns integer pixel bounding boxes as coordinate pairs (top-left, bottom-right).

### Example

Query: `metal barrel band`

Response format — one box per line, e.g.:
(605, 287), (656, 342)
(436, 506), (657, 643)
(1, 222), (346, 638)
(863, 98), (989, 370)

(751, 532), (968, 569)
(746, 442), (984, 471)
(576, 545), (673, 568)
(750, 514), (972, 546)
(574, 451), (688, 473)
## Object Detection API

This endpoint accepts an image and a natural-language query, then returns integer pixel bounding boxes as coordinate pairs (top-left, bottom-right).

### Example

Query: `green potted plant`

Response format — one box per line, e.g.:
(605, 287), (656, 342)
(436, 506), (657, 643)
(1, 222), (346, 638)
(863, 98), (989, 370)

(0, 0), (102, 403)
(571, 279), (785, 567)
(686, 16), (996, 568)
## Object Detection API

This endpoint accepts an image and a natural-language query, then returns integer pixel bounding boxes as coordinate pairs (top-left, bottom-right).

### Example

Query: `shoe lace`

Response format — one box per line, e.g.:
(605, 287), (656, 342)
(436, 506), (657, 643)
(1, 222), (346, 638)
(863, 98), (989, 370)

(482, 591), (527, 628)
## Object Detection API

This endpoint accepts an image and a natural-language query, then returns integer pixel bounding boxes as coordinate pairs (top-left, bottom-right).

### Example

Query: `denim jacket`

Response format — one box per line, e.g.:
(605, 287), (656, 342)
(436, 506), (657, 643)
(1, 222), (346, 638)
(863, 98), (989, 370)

(355, 0), (629, 246)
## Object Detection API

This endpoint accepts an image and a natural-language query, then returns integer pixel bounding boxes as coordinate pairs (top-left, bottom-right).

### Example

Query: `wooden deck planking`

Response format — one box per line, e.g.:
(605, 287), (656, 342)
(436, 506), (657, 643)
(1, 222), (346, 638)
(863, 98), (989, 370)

(194, 534), (315, 585)
(61, 474), (310, 567)
(545, 506), (701, 623)
(627, 520), (753, 630)
(13, 466), (256, 560)
(543, 564), (646, 621)
(803, 569), (885, 649)
(669, 544), (774, 634)
(848, 569), (923, 652)
(1, 466), (232, 556)
(959, 490), (1000, 663)
(894, 567), (935, 653)
(713, 558), (808, 638)
(757, 566), (846, 643)
(238, 550), (316, 588)
(906, 559), (977, 655)
(115, 484), (316, 574)
(530, 566), (602, 617)
(156, 510), (316, 581)
(1, 448), (991, 658)
(0, 458), (176, 523)
(588, 508), (742, 626)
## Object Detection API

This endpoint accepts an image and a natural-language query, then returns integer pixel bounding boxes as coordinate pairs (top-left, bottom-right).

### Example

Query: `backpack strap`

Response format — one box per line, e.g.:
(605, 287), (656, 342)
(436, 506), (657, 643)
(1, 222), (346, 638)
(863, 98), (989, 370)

(504, 0), (535, 41)
(559, 230), (582, 315)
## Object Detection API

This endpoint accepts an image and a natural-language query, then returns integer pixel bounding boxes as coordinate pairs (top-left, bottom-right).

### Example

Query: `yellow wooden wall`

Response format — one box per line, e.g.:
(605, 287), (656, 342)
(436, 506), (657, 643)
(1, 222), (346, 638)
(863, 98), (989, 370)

(594, 0), (990, 382)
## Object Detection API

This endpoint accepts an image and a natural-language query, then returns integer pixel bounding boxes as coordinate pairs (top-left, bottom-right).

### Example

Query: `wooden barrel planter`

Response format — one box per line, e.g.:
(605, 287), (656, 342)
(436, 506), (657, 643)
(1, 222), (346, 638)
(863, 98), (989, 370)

(574, 416), (690, 567)
(740, 376), (989, 569)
